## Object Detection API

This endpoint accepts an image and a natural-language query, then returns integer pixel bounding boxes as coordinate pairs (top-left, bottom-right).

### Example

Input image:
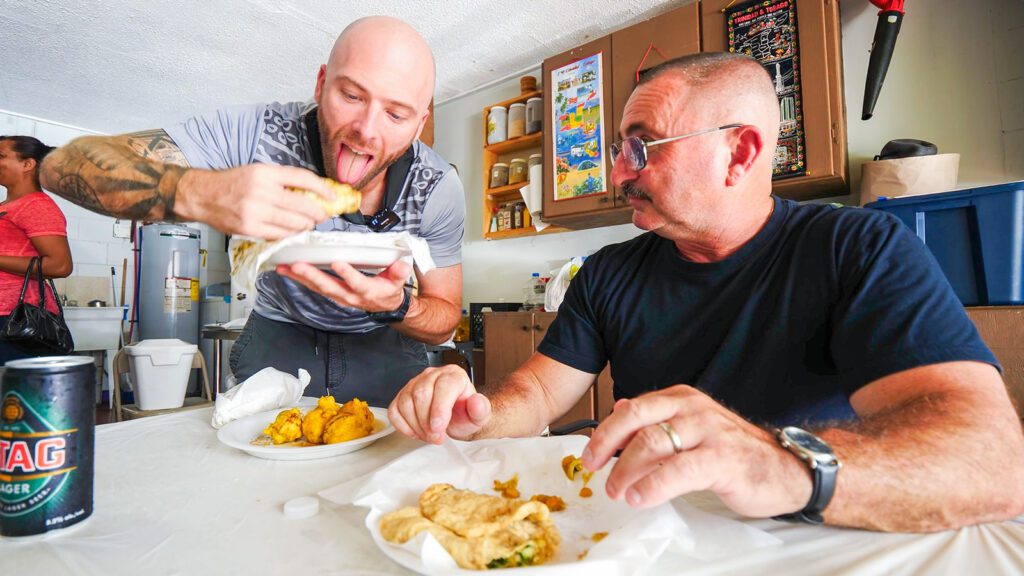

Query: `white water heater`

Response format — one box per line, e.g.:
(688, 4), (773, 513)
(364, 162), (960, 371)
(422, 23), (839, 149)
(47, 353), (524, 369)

(138, 223), (201, 345)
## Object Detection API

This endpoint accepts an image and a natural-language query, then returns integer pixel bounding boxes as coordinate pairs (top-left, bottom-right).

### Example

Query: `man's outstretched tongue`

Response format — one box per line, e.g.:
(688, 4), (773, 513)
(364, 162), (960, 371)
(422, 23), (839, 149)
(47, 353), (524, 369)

(336, 144), (372, 185)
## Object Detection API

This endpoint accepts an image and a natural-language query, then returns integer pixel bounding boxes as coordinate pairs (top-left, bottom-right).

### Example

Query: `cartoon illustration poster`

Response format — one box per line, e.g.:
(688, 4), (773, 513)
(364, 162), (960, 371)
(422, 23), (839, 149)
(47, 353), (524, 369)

(551, 53), (607, 201)
(727, 0), (806, 179)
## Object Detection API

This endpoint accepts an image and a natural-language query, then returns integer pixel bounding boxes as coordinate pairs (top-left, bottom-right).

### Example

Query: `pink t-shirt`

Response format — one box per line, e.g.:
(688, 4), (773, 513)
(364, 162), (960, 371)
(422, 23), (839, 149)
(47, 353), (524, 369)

(0, 192), (68, 315)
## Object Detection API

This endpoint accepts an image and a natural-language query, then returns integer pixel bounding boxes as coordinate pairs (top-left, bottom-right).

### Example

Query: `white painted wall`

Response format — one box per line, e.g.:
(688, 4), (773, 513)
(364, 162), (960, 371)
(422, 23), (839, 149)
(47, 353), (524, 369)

(433, 0), (1024, 306)
(0, 111), (230, 310)
(841, 0), (1024, 195)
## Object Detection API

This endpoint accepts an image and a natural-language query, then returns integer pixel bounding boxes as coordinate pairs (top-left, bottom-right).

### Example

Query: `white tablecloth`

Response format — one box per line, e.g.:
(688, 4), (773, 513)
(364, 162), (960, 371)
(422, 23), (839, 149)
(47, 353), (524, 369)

(3, 408), (1023, 575)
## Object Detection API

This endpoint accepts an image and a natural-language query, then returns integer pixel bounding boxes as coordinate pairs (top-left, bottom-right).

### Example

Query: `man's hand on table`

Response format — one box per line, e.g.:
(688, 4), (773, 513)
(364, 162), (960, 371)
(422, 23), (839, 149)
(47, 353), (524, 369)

(581, 384), (814, 517)
(276, 259), (412, 313)
(388, 365), (491, 444)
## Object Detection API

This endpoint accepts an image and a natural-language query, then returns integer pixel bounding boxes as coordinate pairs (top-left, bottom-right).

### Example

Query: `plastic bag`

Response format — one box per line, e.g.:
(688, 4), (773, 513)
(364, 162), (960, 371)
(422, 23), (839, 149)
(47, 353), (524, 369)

(544, 257), (584, 313)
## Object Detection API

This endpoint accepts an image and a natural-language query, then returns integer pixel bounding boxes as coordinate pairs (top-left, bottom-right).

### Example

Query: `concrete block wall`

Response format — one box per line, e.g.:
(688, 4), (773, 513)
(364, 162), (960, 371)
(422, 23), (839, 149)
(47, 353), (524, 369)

(0, 111), (230, 311)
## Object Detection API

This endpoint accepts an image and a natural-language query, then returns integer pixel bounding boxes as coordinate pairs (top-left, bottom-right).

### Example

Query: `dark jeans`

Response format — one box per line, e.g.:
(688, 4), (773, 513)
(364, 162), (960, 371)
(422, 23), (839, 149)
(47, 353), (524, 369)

(228, 312), (429, 407)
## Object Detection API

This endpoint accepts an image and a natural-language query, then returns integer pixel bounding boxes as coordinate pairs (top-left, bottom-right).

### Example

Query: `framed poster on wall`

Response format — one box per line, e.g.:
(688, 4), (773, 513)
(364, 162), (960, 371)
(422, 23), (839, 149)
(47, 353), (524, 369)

(726, 0), (806, 179)
(550, 52), (608, 201)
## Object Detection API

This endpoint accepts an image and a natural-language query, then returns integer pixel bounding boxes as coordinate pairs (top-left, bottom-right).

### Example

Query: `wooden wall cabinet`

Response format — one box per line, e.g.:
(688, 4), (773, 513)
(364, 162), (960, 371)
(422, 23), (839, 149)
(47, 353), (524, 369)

(483, 311), (613, 431)
(538, 0), (847, 232)
(539, 4), (703, 232)
(702, 0), (848, 200)
(540, 35), (620, 230)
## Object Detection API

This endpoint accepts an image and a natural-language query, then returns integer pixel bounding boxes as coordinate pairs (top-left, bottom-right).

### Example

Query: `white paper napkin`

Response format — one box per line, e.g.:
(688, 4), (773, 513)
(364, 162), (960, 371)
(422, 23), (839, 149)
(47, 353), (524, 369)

(210, 367), (309, 429)
(520, 163), (551, 231)
(320, 436), (780, 575)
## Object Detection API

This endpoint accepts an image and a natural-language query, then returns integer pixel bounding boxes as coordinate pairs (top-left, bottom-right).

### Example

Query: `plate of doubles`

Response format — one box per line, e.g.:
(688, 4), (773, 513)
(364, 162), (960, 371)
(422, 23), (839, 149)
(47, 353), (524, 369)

(216, 398), (394, 461)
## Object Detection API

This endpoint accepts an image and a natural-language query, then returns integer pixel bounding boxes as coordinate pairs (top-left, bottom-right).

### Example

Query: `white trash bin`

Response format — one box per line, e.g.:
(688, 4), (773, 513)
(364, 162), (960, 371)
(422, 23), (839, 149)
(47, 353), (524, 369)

(125, 339), (198, 410)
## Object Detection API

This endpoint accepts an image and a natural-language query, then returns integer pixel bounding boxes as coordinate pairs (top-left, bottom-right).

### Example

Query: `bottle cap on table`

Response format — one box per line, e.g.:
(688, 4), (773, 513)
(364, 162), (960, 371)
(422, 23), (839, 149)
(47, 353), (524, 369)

(284, 496), (320, 519)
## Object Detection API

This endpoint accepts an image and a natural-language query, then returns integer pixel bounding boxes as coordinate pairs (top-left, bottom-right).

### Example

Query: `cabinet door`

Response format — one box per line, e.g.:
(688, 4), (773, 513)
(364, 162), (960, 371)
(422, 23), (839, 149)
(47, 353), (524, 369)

(421, 99), (434, 147)
(595, 364), (614, 423)
(483, 312), (535, 388)
(611, 2), (701, 208)
(542, 35), (617, 223)
(701, 0), (848, 200)
(965, 307), (1024, 418)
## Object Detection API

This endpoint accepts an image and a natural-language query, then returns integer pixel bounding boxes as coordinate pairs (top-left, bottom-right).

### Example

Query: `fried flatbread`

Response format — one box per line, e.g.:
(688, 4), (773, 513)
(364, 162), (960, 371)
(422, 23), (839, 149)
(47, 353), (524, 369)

(380, 483), (560, 570)
(289, 178), (361, 215)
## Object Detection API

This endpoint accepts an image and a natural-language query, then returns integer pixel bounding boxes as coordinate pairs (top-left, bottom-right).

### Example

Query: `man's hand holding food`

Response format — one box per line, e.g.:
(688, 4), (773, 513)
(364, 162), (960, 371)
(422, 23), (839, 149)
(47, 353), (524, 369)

(389, 377), (814, 517)
(176, 163), (347, 239)
(580, 385), (813, 518)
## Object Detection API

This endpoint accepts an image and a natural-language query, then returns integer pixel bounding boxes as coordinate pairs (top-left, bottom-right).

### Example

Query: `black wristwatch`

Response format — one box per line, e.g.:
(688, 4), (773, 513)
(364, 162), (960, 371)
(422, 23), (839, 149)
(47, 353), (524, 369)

(367, 287), (411, 324)
(772, 426), (841, 524)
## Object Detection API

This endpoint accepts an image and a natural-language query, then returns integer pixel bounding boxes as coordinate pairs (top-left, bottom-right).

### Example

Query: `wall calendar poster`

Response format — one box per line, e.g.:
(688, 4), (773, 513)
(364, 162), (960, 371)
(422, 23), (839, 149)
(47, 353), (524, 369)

(726, 0), (806, 179)
(551, 53), (607, 201)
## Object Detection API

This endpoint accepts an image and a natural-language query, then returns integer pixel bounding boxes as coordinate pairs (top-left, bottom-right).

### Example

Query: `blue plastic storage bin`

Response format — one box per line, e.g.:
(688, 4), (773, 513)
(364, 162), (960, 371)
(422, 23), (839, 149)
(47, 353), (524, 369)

(865, 181), (1024, 306)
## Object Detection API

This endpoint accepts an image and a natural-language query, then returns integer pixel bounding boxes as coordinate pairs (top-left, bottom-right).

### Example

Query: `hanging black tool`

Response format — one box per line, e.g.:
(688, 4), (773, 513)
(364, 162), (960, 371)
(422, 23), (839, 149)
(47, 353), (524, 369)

(862, 0), (906, 120)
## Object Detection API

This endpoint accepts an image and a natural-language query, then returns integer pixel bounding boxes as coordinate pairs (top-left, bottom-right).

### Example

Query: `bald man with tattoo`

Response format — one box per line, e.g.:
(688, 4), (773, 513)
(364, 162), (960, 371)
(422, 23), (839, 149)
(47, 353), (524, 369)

(389, 52), (1024, 533)
(42, 17), (465, 405)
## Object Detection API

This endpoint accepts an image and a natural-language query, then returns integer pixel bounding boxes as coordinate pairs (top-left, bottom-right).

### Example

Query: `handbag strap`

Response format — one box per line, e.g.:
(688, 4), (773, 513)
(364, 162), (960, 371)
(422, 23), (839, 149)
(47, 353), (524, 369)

(35, 255), (48, 308)
(47, 278), (65, 316)
(15, 257), (40, 305)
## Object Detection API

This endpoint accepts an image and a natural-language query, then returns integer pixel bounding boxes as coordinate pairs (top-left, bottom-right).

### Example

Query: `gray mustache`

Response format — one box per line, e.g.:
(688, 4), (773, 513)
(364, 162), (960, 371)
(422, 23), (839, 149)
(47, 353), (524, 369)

(623, 183), (649, 201)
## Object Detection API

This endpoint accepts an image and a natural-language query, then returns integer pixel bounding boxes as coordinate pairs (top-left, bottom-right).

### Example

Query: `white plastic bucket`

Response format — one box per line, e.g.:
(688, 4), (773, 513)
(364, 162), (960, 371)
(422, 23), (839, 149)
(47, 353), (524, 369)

(124, 339), (197, 410)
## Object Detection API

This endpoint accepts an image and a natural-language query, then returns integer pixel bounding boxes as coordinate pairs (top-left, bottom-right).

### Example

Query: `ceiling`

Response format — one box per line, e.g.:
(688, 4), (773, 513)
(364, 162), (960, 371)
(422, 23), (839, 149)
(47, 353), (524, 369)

(0, 0), (689, 134)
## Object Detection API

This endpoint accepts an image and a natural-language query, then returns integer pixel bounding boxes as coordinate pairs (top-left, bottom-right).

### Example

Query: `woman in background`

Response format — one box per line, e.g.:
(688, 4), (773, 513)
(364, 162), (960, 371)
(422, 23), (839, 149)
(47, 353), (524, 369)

(0, 135), (73, 363)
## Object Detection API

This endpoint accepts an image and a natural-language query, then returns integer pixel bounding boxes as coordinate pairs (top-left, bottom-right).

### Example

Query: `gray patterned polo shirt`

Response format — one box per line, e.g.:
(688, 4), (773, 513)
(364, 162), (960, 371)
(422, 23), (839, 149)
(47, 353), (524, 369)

(165, 100), (465, 333)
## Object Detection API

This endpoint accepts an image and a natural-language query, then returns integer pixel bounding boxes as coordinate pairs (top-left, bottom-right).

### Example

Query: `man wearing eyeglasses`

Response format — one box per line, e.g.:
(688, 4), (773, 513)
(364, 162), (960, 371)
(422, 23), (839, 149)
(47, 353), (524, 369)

(40, 17), (465, 406)
(390, 52), (1024, 532)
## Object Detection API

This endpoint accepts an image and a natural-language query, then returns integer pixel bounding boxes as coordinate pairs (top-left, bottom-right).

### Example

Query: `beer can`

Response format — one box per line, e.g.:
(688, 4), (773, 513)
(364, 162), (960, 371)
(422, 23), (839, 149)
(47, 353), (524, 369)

(1, 356), (95, 537)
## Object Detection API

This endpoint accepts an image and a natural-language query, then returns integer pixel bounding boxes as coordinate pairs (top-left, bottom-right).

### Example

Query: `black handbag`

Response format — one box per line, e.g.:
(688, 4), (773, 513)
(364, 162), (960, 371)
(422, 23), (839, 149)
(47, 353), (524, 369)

(2, 256), (74, 355)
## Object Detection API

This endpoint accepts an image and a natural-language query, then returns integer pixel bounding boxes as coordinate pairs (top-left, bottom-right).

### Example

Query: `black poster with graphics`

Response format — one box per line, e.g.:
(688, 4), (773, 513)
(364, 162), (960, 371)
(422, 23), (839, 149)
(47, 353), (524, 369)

(726, 0), (806, 179)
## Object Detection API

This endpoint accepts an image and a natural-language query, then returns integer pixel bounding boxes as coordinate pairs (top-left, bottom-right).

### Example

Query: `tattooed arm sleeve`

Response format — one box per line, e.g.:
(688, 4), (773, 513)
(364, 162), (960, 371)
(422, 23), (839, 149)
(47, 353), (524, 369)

(39, 129), (191, 221)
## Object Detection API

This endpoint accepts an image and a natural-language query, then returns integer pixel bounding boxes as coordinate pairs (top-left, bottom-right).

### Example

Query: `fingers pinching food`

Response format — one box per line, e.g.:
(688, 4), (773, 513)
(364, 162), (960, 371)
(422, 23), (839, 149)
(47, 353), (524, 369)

(288, 178), (361, 216)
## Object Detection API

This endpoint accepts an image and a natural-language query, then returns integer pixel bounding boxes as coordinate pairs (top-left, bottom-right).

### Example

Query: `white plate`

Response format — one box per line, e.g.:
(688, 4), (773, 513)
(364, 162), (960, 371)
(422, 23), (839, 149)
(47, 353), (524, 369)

(266, 244), (411, 271)
(217, 401), (394, 461)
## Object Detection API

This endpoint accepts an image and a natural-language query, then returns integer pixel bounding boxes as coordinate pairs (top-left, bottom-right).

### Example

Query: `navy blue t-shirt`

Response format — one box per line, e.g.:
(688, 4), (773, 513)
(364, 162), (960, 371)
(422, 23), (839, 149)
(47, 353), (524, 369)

(538, 197), (998, 426)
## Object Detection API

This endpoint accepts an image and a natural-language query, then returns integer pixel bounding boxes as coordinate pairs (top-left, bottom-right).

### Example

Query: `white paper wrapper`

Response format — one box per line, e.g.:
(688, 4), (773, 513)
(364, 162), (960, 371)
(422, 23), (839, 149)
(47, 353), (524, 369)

(520, 163), (550, 231)
(211, 367), (308, 429)
(320, 436), (780, 575)
(229, 231), (435, 294)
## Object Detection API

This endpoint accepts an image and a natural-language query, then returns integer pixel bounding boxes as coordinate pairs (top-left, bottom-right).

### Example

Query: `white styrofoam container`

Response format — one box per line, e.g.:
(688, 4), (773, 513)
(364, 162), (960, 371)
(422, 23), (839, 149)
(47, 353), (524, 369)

(125, 339), (197, 410)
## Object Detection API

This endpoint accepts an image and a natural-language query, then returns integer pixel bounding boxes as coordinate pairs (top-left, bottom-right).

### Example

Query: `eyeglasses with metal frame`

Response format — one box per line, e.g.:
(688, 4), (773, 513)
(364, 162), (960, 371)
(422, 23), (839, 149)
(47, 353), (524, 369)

(609, 123), (744, 172)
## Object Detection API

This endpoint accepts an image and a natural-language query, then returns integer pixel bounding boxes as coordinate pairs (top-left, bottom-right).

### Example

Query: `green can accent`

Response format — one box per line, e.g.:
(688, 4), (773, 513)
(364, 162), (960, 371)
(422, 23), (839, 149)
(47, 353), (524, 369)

(1, 356), (95, 537)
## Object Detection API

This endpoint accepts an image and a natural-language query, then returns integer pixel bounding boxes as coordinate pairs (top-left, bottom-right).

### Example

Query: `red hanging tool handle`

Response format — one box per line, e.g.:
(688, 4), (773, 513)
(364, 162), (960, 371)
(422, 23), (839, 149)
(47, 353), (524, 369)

(869, 0), (905, 14)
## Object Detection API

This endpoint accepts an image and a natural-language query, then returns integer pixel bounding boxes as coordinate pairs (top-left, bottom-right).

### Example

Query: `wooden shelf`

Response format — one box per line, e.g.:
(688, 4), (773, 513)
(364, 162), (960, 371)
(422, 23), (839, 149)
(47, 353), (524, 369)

(482, 89), (552, 240)
(483, 225), (566, 241)
(484, 132), (542, 154)
(486, 182), (530, 198)
(489, 90), (542, 111)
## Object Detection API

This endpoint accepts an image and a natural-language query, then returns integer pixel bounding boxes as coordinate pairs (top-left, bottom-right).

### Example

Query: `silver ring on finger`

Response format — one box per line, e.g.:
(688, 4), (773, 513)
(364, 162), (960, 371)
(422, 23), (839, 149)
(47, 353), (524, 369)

(659, 421), (684, 454)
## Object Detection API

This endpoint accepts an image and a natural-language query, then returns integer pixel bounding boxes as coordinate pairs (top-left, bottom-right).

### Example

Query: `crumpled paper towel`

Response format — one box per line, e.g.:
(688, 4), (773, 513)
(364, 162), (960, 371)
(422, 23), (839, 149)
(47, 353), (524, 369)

(230, 230), (436, 294)
(211, 367), (309, 429)
(320, 436), (780, 575)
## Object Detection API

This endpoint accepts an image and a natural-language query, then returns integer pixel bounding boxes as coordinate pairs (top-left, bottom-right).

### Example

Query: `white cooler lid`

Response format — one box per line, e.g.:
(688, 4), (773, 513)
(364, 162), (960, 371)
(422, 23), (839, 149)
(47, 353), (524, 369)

(125, 339), (198, 365)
